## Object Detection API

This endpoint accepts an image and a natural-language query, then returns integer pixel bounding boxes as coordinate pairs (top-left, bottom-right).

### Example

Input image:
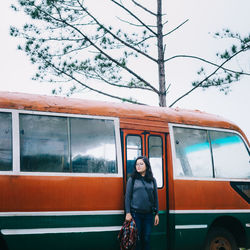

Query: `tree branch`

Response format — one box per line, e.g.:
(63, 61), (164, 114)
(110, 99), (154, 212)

(165, 54), (250, 76)
(40, 54), (147, 105)
(163, 19), (189, 37)
(35, 4), (160, 94)
(110, 0), (157, 36)
(76, 0), (158, 63)
(131, 0), (157, 16)
(169, 46), (250, 107)
(90, 70), (155, 92)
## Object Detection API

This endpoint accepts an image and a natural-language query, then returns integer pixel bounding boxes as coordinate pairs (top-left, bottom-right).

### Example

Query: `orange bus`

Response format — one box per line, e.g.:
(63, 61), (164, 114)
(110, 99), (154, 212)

(0, 91), (249, 250)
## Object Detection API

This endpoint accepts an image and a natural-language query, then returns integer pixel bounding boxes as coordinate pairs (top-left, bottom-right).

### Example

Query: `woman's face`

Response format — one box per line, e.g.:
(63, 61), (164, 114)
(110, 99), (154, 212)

(136, 159), (146, 176)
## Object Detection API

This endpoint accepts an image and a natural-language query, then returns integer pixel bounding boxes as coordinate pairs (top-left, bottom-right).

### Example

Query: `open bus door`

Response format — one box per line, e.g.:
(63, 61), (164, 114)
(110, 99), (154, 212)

(122, 129), (168, 250)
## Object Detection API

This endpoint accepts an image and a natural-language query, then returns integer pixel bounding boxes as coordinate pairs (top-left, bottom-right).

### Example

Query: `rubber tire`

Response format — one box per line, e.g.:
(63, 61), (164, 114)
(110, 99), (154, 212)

(204, 227), (238, 250)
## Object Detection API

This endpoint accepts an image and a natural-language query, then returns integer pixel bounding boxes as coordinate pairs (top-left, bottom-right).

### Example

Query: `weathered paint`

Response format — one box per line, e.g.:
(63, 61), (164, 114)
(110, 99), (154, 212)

(0, 91), (248, 143)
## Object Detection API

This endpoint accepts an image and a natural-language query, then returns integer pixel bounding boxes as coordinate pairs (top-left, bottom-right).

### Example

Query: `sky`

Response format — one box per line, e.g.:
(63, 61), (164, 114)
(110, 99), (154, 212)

(0, 0), (249, 140)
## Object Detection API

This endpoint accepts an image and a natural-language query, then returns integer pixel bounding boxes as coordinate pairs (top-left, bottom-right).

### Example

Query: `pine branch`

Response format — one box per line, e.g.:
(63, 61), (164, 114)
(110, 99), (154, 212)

(91, 70), (155, 92)
(76, 0), (158, 63)
(110, 0), (157, 36)
(169, 46), (250, 107)
(163, 19), (189, 37)
(131, 0), (157, 16)
(41, 54), (146, 105)
(35, 4), (160, 94)
(165, 54), (250, 76)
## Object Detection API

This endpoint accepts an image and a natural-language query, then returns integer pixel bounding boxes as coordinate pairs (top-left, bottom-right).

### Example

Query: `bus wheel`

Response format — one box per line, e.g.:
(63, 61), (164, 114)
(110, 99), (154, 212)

(204, 227), (237, 250)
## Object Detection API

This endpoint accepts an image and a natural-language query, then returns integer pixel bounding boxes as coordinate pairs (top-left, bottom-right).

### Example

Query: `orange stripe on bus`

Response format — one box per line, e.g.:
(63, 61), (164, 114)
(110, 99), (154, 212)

(0, 176), (124, 212)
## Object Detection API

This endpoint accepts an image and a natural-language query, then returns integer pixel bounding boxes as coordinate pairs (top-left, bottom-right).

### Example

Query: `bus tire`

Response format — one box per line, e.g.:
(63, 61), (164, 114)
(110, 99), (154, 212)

(204, 227), (238, 250)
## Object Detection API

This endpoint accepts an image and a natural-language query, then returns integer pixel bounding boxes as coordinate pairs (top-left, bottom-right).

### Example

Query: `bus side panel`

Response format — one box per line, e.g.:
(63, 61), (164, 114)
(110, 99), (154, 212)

(174, 180), (249, 210)
(0, 176), (123, 211)
(172, 180), (250, 250)
(0, 175), (124, 250)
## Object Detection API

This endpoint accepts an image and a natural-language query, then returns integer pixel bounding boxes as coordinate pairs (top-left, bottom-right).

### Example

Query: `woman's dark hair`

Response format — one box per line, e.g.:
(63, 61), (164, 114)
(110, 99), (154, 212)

(131, 156), (154, 182)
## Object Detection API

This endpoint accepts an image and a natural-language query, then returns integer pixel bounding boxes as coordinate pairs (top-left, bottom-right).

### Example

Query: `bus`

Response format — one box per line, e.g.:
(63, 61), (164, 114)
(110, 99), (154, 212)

(0, 91), (249, 250)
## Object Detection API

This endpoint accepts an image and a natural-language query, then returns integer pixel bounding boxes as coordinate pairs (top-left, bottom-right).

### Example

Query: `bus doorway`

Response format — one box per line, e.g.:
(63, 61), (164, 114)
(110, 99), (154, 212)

(122, 129), (168, 250)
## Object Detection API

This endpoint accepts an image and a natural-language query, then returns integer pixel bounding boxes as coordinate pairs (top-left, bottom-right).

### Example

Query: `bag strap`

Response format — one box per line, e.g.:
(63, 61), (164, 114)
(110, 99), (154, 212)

(130, 177), (135, 201)
(140, 178), (155, 205)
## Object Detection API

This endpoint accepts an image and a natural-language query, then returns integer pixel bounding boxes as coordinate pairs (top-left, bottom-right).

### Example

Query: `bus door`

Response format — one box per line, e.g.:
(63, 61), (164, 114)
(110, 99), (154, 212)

(122, 129), (168, 250)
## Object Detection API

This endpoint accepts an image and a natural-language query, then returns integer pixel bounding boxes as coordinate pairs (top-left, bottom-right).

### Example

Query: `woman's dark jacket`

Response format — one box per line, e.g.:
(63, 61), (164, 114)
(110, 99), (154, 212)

(125, 176), (159, 214)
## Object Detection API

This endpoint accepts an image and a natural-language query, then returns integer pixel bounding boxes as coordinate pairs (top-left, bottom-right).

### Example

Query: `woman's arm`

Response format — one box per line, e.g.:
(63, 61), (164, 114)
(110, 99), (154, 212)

(153, 178), (159, 214)
(153, 178), (160, 226)
(124, 177), (133, 217)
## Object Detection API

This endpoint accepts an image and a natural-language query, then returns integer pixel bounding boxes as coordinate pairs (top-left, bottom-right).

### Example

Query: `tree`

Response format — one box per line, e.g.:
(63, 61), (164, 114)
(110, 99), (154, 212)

(10, 0), (250, 107)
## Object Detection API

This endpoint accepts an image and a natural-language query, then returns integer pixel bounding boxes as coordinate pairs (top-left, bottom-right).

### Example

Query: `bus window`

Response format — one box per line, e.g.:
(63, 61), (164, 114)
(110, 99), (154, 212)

(19, 114), (118, 173)
(0, 112), (12, 171)
(173, 127), (213, 178)
(20, 114), (69, 172)
(70, 118), (117, 173)
(148, 135), (163, 188)
(210, 131), (250, 179)
(126, 135), (142, 177)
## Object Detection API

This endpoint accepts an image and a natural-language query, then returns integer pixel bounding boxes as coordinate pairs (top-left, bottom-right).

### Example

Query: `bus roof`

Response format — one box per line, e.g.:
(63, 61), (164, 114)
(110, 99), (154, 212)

(0, 91), (248, 143)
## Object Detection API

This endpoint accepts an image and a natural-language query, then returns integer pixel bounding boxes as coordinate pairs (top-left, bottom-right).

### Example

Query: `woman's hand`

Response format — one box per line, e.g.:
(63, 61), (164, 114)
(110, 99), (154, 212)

(154, 214), (159, 226)
(125, 213), (132, 221)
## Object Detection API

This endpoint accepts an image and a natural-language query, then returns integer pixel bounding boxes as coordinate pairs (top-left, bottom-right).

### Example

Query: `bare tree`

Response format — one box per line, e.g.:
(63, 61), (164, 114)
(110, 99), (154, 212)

(10, 0), (250, 107)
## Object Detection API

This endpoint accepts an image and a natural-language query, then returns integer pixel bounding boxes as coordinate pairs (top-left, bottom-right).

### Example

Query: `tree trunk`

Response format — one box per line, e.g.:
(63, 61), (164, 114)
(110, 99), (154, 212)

(157, 0), (166, 107)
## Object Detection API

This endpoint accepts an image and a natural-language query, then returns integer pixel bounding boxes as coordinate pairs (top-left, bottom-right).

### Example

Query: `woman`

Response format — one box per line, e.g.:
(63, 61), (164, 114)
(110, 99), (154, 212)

(125, 156), (159, 250)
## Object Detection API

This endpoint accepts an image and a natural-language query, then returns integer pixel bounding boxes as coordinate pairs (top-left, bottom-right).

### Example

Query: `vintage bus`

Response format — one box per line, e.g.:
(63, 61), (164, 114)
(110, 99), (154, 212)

(0, 91), (249, 250)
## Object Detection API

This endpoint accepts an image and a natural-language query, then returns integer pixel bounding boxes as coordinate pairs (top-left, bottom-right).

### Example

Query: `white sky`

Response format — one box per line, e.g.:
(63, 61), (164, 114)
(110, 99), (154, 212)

(0, 0), (249, 140)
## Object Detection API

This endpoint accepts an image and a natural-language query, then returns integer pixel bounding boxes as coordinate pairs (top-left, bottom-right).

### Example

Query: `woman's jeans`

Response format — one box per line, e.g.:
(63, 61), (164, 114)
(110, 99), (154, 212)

(132, 212), (153, 250)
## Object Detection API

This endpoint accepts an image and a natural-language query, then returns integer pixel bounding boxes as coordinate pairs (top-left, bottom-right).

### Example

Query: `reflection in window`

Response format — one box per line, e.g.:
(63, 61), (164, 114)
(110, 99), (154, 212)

(71, 118), (117, 173)
(20, 115), (69, 172)
(126, 135), (142, 177)
(20, 114), (118, 174)
(210, 131), (250, 178)
(0, 112), (12, 171)
(149, 136), (163, 188)
(173, 127), (213, 178)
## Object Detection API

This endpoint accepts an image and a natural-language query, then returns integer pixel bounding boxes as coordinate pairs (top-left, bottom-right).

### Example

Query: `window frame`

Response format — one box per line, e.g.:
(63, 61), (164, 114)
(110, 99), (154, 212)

(0, 109), (123, 177)
(169, 123), (250, 181)
(0, 110), (13, 173)
(125, 134), (143, 178)
(148, 134), (164, 188)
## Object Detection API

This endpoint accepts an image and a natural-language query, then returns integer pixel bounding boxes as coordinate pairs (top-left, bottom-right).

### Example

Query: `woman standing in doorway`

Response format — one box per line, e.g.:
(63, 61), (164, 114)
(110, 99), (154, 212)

(125, 156), (159, 250)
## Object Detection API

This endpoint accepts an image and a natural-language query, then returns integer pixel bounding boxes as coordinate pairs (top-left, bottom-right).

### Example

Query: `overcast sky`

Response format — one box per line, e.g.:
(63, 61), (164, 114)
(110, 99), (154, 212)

(0, 0), (249, 140)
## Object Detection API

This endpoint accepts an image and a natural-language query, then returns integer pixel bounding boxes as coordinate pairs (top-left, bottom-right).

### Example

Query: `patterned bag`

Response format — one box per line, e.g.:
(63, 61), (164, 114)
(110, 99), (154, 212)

(118, 219), (137, 250)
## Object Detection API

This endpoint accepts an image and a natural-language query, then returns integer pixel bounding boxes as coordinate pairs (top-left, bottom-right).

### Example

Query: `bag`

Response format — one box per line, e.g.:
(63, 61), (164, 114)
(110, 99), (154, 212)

(118, 219), (137, 250)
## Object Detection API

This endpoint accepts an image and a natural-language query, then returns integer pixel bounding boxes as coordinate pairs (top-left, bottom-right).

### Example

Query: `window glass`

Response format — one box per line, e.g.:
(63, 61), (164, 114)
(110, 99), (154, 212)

(148, 136), (163, 188)
(210, 131), (250, 178)
(71, 118), (117, 173)
(0, 112), (12, 171)
(126, 135), (142, 176)
(20, 114), (118, 174)
(173, 127), (213, 178)
(20, 114), (69, 172)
